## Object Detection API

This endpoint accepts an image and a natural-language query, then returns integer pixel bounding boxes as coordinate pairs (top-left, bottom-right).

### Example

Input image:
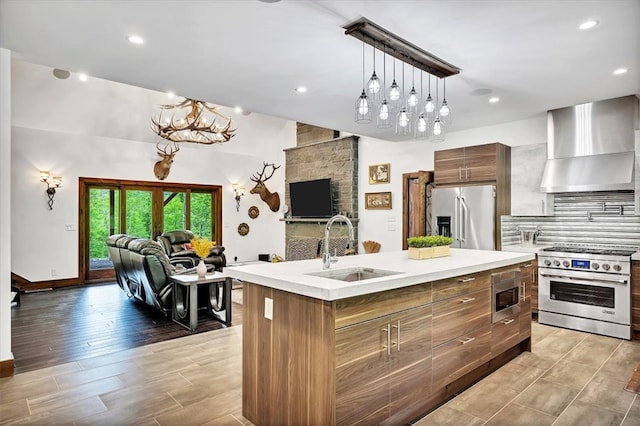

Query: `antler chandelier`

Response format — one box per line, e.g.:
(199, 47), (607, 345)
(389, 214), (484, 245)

(151, 98), (236, 144)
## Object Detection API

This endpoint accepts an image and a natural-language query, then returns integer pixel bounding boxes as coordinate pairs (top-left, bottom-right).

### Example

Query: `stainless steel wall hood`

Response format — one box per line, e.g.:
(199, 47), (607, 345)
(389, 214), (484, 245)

(540, 95), (639, 193)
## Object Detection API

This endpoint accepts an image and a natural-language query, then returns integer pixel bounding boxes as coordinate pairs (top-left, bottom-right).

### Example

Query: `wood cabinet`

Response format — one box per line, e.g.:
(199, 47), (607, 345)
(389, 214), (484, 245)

(631, 261), (640, 340)
(335, 305), (432, 425)
(434, 143), (509, 186)
(519, 258), (538, 313)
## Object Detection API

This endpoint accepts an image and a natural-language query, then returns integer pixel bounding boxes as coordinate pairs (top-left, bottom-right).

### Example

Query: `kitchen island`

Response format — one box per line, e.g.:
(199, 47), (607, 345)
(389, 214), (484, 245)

(225, 249), (535, 426)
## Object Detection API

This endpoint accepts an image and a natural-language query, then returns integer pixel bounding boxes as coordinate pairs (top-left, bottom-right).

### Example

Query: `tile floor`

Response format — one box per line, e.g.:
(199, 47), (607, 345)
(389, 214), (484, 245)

(0, 321), (639, 425)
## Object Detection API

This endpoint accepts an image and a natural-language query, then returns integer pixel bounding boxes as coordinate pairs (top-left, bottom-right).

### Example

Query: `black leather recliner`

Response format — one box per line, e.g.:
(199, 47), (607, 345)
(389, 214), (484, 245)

(107, 235), (196, 314)
(156, 230), (226, 271)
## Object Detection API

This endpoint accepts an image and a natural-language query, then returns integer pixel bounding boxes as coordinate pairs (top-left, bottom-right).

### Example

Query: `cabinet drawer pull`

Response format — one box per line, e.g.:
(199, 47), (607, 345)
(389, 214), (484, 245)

(502, 318), (515, 325)
(392, 320), (400, 352)
(459, 277), (476, 283)
(382, 325), (391, 356)
(522, 263), (532, 267)
(461, 297), (476, 303)
(459, 337), (475, 345)
(459, 167), (463, 181)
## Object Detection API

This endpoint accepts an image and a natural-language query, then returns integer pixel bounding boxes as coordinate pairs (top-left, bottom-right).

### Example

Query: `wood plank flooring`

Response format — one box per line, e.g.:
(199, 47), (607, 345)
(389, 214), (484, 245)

(10, 282), (243, 374)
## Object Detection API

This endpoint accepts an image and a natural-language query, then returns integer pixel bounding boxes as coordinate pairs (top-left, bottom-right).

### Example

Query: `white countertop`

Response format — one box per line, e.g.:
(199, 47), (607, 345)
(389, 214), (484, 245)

(224, 249), (534, 301)
(501, 244), (552, 255)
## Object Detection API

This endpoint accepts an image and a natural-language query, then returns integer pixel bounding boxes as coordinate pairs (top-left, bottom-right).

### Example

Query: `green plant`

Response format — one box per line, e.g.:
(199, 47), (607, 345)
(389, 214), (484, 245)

(407, 235), (453, 248)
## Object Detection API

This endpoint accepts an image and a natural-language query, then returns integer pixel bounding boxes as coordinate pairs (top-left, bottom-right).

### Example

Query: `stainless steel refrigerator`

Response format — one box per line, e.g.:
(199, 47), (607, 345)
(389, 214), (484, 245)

(430, 185), (496, 250)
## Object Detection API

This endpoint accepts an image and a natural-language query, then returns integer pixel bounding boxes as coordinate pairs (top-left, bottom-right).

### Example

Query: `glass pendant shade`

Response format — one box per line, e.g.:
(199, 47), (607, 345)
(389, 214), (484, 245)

(377, 99), (392, 128)
(367, 71), (381, 102)
(355, 90), (372, 123)
(439, 78), (451, 124)
(425, 94), (435, 114)
(407, 86), (419, 115)
(430, 116), (445, 142)
(415, 113), (428, 139)
(396, 107), (412, 135)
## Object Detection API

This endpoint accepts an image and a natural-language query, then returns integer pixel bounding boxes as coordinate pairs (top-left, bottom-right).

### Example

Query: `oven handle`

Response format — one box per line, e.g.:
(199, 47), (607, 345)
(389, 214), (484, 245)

(539, 273), (628, 284)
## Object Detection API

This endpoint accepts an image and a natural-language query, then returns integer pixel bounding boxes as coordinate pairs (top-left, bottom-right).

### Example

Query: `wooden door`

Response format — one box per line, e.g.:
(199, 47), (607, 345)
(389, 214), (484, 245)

(402, 171), (433, 249)
(464, 143), (498, 183)
(434, 147), (465, 185)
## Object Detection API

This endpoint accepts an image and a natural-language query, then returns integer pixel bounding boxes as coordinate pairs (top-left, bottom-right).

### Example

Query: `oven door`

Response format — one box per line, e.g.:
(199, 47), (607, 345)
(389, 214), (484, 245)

(538, 268), (630, 325)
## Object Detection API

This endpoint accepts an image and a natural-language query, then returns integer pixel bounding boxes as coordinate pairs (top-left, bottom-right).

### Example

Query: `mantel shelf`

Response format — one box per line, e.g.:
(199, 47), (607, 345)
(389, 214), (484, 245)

(280, 217), (359, 224)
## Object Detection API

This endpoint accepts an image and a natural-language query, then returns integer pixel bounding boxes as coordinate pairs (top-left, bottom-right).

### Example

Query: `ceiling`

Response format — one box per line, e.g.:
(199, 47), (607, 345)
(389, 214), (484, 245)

(1, 0), (638, 142)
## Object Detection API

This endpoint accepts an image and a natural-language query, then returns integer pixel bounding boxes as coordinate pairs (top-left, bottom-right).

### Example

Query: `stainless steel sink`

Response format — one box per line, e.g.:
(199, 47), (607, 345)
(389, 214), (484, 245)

(307, 267), (401, 282)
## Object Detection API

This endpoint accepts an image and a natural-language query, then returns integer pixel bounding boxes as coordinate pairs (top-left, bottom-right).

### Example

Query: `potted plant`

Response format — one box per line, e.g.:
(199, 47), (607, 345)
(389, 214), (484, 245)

(407, 235), (453, 259)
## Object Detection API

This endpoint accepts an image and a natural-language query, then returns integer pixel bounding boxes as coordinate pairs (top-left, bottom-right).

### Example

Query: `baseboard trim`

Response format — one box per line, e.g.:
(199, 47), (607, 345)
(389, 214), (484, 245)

(0, 357), (15, 377)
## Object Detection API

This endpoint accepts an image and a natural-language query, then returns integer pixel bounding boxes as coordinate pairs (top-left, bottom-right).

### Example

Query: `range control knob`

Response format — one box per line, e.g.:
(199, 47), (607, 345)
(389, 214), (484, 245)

(544, 259), (552, 266)
(553, 260), (560, 267)
(562, 260), (570, 267)
(592, 263), (600, 270)
(602, 264), (611, 271)
(613, 264), (622, 272)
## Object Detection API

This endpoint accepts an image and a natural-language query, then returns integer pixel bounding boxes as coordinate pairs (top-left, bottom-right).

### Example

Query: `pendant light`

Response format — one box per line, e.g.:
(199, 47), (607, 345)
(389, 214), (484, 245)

(355, 39), (372, 123)
(424, 73), (435, 116)
(407, 66), (419, 116)
(367, 41), (381, 103)
(439, 78), (451, 124)
(377, 45), (392, 128)
(388, 57), (402, 111)
(430, 79), (445, 142)
(415, 72), (428, 139)
(396, 61), (411, 135)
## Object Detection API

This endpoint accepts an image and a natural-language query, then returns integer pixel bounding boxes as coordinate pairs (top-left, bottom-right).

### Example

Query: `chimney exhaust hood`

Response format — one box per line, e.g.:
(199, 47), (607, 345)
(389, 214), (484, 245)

(540, 95), (639, 193)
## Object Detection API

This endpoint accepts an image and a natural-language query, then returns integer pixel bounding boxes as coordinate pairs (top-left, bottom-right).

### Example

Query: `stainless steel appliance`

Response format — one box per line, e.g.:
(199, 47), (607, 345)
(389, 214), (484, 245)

(430, 185), (495, 250)
(492, 269), (522, 323)
(538, 245), (635, 339)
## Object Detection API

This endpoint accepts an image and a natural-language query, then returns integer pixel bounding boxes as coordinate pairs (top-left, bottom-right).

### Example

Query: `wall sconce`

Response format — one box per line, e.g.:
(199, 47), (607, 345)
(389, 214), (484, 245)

(233, 184), (245, 212)
(40, 170), (62, 210)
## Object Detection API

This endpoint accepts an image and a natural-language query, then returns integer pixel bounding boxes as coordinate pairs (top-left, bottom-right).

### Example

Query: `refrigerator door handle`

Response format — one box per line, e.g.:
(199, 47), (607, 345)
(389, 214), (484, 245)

(459, 196), (468, 243)
(454, 195), (460, 241)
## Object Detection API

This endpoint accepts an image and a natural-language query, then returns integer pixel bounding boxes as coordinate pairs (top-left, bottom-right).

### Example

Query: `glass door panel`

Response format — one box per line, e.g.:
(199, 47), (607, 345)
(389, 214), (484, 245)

(87, 187), (120, 280)
(125, 189), (153, 238)
(191, 192), (213, 240)
(163, 191), (187, 232)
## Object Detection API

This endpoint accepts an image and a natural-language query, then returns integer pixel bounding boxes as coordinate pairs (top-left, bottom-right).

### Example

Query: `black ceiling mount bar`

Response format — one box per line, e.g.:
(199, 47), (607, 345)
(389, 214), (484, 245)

(343, 17), (461, 78)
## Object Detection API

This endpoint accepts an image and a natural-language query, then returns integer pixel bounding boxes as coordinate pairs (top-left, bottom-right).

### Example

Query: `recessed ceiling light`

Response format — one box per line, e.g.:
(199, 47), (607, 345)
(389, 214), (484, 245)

(613, 68), (628, 75)
(234, 106), (243, 114)
(579, 20), (599, 30)
(77, 73), (88, 82)
(127, 34), (145, 45)
(489, 97), (500, 103)
(167, 91), (176, 99)
(295, 86), (308, 93)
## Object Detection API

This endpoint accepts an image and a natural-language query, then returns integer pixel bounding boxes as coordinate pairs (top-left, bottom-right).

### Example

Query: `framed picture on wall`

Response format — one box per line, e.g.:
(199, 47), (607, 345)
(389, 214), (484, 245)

(365, 192), (392, 210)
(368, 163), (390, 184)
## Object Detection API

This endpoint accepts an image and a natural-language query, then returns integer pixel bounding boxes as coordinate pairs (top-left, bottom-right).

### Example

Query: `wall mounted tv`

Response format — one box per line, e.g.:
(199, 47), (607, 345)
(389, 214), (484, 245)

(289, 178), (334, 218)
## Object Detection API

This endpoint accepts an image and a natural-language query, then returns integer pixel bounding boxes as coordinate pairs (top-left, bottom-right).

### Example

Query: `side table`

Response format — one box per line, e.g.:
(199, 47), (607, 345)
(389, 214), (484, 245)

(170, 271), (232, 331)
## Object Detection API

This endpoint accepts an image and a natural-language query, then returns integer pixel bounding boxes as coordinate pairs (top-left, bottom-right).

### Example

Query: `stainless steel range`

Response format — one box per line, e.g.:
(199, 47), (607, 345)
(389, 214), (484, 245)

(538, 245), (636, 340)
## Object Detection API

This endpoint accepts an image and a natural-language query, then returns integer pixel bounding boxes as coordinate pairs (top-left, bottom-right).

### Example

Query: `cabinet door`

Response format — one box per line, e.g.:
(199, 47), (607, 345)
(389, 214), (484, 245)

(464, 144), (498, 183)
(432, 288), (491, 347)
(519, 298), (532, 340)
(432, 326), (492, 390)
(434, 148), (466, 185)
(335, 315), (391, 425)
(388, 305), (433, 419)
(491, 314), (521, 356)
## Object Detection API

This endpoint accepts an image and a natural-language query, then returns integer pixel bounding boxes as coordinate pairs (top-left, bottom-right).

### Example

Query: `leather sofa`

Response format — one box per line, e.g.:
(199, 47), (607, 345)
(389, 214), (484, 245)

(107, 234), (197, 314)
(156, 230), (226, 271)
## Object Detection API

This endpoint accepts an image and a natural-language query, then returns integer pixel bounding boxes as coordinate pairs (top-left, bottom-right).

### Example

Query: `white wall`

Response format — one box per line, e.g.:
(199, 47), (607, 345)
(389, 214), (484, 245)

(357, 115), (547, 252)
(11, 60), (296, 282)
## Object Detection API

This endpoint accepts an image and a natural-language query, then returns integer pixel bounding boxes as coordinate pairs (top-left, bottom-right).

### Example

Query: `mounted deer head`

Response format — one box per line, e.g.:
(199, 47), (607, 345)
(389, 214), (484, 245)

(153, 142), (180, 180)
(250, 162), (281, 212)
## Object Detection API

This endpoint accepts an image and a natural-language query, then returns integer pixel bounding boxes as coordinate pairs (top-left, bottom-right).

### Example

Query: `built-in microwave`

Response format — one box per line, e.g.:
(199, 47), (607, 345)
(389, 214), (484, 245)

(492, 269), (521, 323)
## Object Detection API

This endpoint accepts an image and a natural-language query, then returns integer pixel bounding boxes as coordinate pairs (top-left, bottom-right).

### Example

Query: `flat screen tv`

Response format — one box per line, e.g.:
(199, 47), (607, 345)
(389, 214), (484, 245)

(289, 178), (333, 218)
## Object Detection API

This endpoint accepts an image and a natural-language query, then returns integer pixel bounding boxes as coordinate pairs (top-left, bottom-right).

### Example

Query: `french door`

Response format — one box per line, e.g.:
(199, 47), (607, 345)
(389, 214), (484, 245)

(80, 178), (222, 283)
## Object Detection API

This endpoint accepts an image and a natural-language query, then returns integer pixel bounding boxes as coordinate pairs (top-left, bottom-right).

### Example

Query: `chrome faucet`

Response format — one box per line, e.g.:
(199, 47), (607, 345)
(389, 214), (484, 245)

(322, 214), (354, 269)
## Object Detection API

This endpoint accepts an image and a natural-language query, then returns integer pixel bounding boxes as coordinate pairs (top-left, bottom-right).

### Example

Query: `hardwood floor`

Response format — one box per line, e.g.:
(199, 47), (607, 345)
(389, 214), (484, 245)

(10, 282), (243, 374)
